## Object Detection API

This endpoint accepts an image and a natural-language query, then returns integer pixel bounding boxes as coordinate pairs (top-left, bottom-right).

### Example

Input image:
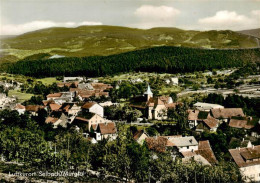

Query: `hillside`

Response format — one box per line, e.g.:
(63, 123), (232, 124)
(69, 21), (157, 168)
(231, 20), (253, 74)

(1, 25), (259, 63)
(238, 28), (260, 38)
(5, 46), (260, 78)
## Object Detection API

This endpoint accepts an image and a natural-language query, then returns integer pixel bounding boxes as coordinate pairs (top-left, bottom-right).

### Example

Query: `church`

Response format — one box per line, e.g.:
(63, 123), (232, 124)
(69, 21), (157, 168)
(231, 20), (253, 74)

(130, 84), (177, 120)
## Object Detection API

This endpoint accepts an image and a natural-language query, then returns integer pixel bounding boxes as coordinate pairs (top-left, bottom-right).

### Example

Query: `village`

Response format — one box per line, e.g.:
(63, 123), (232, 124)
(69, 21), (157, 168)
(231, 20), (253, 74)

(0, 70), (260, 182)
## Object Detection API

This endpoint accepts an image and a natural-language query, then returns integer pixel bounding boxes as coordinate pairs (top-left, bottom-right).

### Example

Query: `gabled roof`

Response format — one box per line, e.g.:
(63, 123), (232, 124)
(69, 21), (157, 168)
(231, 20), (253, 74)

(187, 110), (200, 121)
(195, 140), (218, 165)
(98, 122), (117, 135)
(202, 117), (218, 129)
(133, 130), (148, 140)
(75, 112), (97, 122)
(211, 108), (244, 119)
(49, 103), (61, 111)
(47, 93), (62, 98)
(229, 117), (256, 130)
(15, 104), (25, 109)
(144, 84), (153, 95)
(45, 116), (59, 124)
(168, 136), (198, 147)
(60, 103), (77, 112)
(42, 99), (55, 106)
(82, 102), (97, 109)
(229, 145), (260, 167)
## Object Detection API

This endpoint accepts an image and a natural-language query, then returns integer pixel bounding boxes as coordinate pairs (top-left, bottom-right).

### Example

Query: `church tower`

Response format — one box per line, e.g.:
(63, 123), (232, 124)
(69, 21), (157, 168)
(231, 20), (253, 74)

(144, 84), (153, 101)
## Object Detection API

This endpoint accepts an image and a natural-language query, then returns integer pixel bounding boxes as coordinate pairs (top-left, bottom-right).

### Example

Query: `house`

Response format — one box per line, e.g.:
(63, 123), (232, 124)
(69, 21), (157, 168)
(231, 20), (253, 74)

(14, 104), (26, 115)
(0, 93), (16, 110)
(196, 116), (218, 132)
(74, 113), (107, 131)
(45, 113), (68, 128)
(182, 155), (211, 166)
(193, 102), (224, 112)
(171, 77), (179, 85)
(99, 101), (119, 107)
(195, 140), (218, 165)
(49, 103), (61, 112)
(57, 81), (79, 88)
(181, 140), (217, 166)
(46, 92), (73, 105)
(210, 108), (245, 123)
(133, 130), (148, 145)
(165, 77), (178, 85)
(25, 105), (45, 116)
(167, 136), (198, 152)
(60, 103), (81, 116)
(251, 121), (260, 138)
(82, 102), (104, 117)
(130, 84), (177, 120)
(229, 116), (258, 130)
(93, 122), (117, 141)
(229, 145), (260, 182)
(46, 93), (63, 100)
(187, 110), (212, 128)
(63, 77), (84, 82)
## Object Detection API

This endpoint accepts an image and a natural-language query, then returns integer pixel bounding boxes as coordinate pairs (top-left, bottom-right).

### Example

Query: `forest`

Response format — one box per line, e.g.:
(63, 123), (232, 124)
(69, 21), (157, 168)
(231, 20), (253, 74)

(4, 46), (260, 78)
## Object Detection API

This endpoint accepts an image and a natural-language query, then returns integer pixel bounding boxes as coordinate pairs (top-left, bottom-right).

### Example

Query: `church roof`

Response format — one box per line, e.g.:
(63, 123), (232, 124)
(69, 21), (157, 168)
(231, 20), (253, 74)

(144, 84), (153, 95)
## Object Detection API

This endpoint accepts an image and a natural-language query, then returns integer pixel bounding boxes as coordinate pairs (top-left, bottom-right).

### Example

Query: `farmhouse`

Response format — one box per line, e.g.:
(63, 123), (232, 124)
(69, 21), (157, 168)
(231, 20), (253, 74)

(229, 145), (260, 182)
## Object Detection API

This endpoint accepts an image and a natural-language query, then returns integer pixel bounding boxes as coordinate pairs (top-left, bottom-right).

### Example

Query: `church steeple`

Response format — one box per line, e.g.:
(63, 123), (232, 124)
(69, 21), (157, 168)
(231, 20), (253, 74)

(144, 84), (153, 101)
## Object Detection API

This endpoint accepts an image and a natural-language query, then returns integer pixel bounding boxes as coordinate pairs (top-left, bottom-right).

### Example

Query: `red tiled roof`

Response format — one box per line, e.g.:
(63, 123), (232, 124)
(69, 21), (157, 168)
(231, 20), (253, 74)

(181, 151), (197, 157)
(82, 102), (96, 109)
(229, 145), (260, 167)
(203, 117), (218, 129)
(47, 93), (62, 98)
(45, 117), (59, 124)
(195, 140), (218, 165)
(98, 122), (117, 135)
(229, 118), (254, 129)
(42, 100), (55, 106)
(15, 104), (25, 109)
(49, 103), (61, 111)
(211, 108), (244, 119)
(187, 110), (200, 121)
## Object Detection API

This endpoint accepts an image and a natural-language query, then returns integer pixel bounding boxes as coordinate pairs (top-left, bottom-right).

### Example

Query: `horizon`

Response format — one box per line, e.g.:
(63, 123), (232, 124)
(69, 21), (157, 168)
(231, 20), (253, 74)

(1, 0), (260, 35)
(0, 24), (259, 37)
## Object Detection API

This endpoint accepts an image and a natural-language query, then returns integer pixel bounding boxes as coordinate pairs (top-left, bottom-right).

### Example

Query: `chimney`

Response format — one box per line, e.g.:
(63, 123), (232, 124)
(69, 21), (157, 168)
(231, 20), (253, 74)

(238, 147), (240, 150)
(242, 138), (244, 142)
(252, 145), (255, 149)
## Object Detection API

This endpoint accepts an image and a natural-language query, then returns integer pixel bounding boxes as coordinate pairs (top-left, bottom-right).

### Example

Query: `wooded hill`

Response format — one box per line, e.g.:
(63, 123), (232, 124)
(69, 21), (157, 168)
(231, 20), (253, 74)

(5, 46), (260, 78)
(1, 25), (259, 63)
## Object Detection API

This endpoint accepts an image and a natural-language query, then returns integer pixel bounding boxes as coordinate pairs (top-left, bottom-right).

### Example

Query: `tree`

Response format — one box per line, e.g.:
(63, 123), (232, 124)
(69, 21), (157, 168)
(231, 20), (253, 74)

(170, 92), (178, 102)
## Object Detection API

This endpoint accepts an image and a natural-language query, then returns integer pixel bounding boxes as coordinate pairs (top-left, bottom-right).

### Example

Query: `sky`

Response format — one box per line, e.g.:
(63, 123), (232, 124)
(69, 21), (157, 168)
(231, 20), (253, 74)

(0, 0), (260, 35)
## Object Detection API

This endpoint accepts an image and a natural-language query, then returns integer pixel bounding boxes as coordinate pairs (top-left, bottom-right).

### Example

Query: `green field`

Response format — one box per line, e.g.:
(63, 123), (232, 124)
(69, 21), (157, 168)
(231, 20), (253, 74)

(8, 90), (34, 103)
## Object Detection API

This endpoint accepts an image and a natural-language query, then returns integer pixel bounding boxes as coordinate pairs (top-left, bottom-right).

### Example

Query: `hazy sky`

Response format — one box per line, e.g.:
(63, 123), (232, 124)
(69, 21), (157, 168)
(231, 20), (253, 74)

(0, 0), (260, 35)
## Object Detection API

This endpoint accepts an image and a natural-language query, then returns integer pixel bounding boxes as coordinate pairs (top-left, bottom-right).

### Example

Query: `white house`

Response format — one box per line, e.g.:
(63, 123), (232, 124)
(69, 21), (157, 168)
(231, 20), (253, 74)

(82, 102), (104, 117)
(167, 136), (198, 152)
(229, 145), (260, 182)
(14, 104), (26, 115)
(171, 77), (179, 85)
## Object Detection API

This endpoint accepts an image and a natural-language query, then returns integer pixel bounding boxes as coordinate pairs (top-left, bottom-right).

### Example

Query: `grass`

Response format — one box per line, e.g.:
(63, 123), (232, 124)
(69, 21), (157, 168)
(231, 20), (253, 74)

(36, 77), (58, 85)
(8, 90), (34, 103)
(0, 73), (58, 85)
